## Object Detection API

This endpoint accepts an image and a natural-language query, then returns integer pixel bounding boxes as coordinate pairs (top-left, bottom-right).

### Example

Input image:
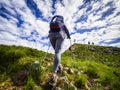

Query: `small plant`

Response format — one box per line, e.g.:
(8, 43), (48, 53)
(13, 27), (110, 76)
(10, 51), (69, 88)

(0, 73), (8, 82)
(86, 64), (98, 78)
(75, 74), (88, 88)
(110, 80), (120, 90)
(7, 63), (23, 73)
(0, 65), (6, 74)
(90, 82), (103, 90)
(61, 56), (73, 67)
(64, 83), (77, 90)
(29, 61), (46, 83)
(24, 76), (35, 90)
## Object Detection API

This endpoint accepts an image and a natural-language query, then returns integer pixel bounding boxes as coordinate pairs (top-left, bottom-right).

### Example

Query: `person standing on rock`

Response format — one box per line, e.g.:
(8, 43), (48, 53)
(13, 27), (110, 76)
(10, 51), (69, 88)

(48, 15), (71, 82)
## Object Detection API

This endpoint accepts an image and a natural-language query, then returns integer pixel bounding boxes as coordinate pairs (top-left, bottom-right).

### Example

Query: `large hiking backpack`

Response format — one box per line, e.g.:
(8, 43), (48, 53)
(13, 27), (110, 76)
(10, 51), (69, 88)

(50, 21), (60, 32)
(50, 15), (64, 32)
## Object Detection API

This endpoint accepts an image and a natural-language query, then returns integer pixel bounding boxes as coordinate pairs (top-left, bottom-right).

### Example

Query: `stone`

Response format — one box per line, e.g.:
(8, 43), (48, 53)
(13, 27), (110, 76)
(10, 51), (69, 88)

(64, 67), (69, 71)
(68, 68), (74, 74)
(63, 71), (67, 74)
(57, 64), (63, 73)
(77, 71), (81, 75)
(16, 70), (28, 85)
(89, 47), (95, 51)
(69, 82), (77, 90)
(55, 87), (62, 90)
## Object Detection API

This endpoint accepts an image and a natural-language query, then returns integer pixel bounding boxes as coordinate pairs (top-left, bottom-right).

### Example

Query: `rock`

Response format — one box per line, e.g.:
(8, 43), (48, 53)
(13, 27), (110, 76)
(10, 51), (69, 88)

(31, 61), (40, 70)
(89, 47), (95, 51)
(34, 61), (39, 64)
(64, 81), (77, 90)
(47, 62), (51, 66)
(112, 47), (119, 51)
(16, 70), (28, 85)
(58, 76), (69, 87)
(104, 86), (109, 90)
(57, 64), (63, 73)
(48, 75), (58, 87)
(84, 45), (89, 49)
(64, 67), (69, 71)
(77, 71), (81, 75)
(60, 76), (68, 81)
(104, 48), (113, 54)
(63, 71), (67, 74)
(69, 82), (77, 90)
(68, 68), (74, 74)
(54, 87), (62, 90)
(69, 45), (74, 51)
(80, 70), (84, 73)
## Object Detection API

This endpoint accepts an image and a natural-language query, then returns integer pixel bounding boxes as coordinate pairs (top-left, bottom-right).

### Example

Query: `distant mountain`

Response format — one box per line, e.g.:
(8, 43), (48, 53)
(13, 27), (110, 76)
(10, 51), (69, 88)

(0, 44), (120, 90)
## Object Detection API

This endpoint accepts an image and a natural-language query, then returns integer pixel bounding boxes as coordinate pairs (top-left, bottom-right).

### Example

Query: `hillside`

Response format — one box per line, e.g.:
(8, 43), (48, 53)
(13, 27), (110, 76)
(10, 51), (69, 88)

(0, 44), (120, 90)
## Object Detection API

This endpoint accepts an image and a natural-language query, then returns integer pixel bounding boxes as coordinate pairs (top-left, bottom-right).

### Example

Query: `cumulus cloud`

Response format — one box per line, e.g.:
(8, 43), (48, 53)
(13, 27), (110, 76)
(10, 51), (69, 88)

(0, 0), (120, 54)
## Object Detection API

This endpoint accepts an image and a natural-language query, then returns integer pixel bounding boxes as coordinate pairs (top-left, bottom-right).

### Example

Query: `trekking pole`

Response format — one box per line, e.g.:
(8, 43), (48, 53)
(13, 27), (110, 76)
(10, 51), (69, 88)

(41, 44), (51, 65)
(69, 39), (76, 68)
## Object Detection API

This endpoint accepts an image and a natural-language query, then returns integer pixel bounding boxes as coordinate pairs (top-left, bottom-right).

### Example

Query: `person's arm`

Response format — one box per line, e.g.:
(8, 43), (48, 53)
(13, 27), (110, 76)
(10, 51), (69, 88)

(63, 25), (71, 39)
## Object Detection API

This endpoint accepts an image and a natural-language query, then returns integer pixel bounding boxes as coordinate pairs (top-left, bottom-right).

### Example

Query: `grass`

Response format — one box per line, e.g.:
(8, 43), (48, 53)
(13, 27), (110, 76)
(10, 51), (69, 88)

(0, 44), (120, 90)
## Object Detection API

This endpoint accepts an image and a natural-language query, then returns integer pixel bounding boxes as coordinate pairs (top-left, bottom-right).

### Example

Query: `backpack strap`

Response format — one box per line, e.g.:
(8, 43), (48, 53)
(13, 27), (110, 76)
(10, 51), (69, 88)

(50, 25), (60, 28)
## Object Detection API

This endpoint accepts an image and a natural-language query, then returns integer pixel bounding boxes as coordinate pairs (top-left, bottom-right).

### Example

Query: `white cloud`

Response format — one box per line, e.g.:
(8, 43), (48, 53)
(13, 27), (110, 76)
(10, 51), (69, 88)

(0, 16), (19, 35)
(35, 0), (53, 18)
(115, 0), (120, 12)
(0, 0), (120, 54)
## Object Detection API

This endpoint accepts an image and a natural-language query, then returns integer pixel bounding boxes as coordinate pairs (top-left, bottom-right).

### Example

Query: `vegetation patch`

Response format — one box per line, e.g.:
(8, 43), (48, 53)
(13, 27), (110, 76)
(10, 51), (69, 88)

(0, 44), (120, 90)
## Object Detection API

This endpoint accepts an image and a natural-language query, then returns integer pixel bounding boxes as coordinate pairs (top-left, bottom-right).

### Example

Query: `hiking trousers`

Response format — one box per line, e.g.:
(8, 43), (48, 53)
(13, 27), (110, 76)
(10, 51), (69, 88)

(49, 32), (65, 73)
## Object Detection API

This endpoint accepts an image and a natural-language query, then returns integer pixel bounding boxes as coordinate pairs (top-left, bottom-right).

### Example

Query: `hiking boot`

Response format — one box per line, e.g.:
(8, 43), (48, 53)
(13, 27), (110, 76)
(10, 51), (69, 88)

(48, 73), (58, 86)
(57, 64), (63, 73)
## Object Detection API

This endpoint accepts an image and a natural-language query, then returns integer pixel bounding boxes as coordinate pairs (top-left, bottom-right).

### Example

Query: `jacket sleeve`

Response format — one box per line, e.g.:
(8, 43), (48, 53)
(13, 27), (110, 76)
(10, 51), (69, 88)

(63, 25), (71, 39)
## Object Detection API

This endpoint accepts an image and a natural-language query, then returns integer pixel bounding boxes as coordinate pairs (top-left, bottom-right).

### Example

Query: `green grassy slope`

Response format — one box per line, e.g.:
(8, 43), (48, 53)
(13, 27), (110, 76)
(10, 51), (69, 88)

(63, 44), (120, 67)
(0, 44), (120, 90)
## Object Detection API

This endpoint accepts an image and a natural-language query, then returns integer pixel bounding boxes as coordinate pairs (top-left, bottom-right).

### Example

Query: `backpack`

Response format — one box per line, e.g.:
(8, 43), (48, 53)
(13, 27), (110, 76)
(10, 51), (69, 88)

(50, 15), (63, 32)
(50, 21), (60, 32)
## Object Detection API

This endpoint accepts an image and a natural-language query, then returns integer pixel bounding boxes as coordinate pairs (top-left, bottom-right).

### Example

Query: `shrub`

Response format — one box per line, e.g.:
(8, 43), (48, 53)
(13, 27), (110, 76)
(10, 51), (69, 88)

(0, 65), (6, 74)
(86, 64), (98, 78)
(64, 83), (77, 90)
(75, 74), (88, 88)
(110, 80), (120, 90)
(7, 63), (23, 73)
(29, 61), (46, 83)
(24, 76), (35, 90)
(0, 49), (26, 67)
(0, 73), (8, 82)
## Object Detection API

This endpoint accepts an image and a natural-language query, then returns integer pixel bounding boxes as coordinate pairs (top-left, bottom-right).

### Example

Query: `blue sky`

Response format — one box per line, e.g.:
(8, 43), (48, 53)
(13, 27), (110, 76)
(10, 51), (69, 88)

(0, 0), (120, 53)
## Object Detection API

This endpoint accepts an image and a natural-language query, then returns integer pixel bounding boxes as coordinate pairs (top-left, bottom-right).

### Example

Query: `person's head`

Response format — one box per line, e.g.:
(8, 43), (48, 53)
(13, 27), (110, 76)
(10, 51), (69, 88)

(52, 15), (64, 23)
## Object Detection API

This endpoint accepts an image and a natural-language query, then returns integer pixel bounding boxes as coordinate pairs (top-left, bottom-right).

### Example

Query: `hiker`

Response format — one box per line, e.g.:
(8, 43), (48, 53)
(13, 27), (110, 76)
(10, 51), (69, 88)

(88, 41), (90, 45)
(92, 42), (94, 45)
(48, 15), (71, 82)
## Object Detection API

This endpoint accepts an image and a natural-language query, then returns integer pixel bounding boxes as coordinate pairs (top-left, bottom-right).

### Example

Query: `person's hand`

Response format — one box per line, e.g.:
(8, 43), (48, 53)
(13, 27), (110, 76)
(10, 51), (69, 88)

(69, 45), (72, 51)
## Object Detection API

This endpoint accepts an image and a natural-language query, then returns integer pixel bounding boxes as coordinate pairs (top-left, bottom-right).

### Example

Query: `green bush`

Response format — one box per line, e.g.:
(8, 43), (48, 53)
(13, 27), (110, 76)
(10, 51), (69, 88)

(110, 80), (120, 90)
(64, 83), (77, 90)
(29, 61), (46, 83)
(0, 65), (6, 74)
(0, 73), (8, 82)
(86, 64), (98, 78)
(24, 76), (35, 90)
(7, 63), (23, 73)
(75, 74), (88, 88)
(0, 49), (26, 66)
